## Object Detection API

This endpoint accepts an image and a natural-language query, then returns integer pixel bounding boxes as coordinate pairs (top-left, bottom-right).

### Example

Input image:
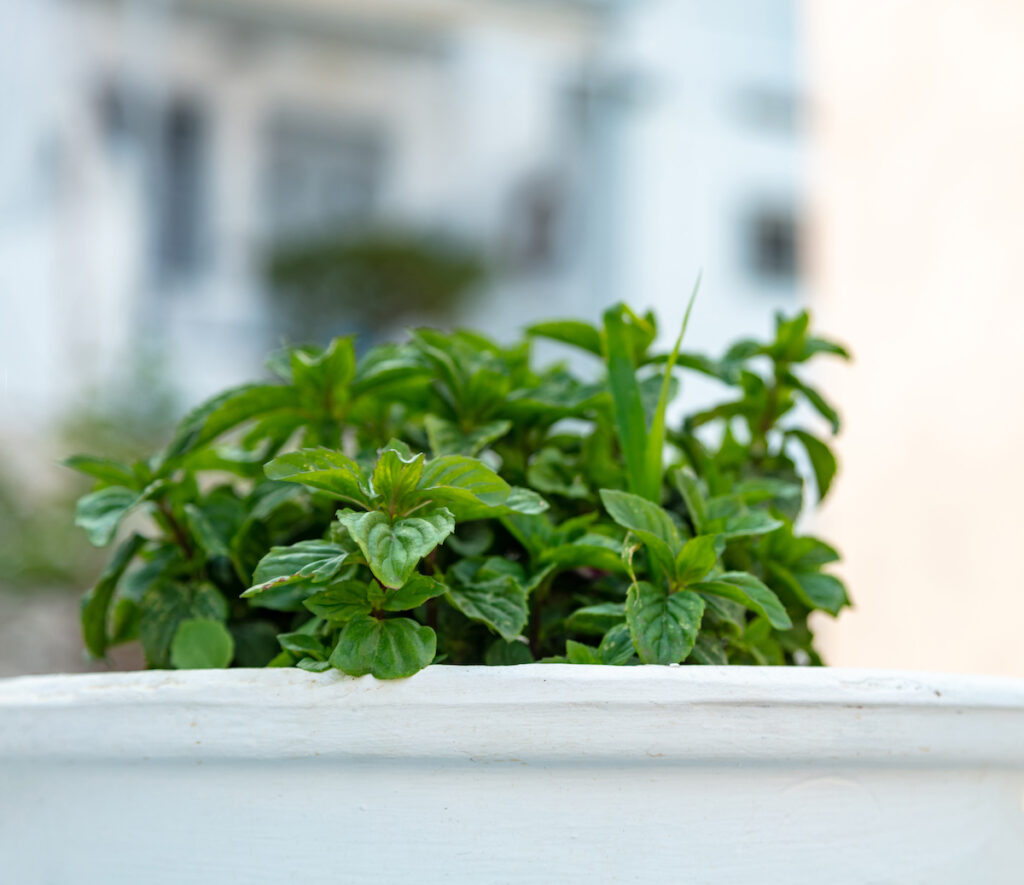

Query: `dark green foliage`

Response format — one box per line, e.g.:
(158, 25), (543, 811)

(266, 230), (485, 341)
(67, 305), (850, 677)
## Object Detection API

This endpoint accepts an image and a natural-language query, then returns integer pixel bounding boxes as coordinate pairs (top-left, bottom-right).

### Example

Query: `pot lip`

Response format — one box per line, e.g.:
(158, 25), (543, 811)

(3, 666), (1024, 765)
(2, 663), (1023, 709)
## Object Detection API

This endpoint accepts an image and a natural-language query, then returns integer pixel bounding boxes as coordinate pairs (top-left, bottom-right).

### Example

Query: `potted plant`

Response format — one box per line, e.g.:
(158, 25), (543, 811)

(2, 302), (1022, 883)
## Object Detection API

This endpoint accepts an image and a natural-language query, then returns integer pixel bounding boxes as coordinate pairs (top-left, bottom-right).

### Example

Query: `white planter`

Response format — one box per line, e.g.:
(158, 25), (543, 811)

(2, 665), (1023, 884)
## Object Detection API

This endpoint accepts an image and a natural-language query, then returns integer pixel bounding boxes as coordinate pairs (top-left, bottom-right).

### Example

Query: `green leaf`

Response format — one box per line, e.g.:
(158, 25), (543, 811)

(244, 540), (351, 597)
(526, 319), (603, 357)
(598, 622), (635, 665)
(673, 467), (708, 533)
(383, 574), (448, 611)
(773, 567), (848, 615)
(165, 384), (300, 460)
(417, 455), (510, 518)
(338, 506), (455, 589)
(80, 533), (146, 658)
(75, 486), (140, 547)
(139, 582), (228, 668)
(297, 658), (332, 672)
(276, 631), (328, 661)
(328, 615), (436, 679)
(446, 576), (528, 641)
(265, 448), (370, 507)
(229, 621), (282, 667)
(599, 488), (681, 576)
(674, 534), (718, 585)
(371, 448), (425, 512)
(781, 368), (841, 434)
(789, 430), (838, 501)
(692, 572), (792, 630)
(303, 581), (375, 621)
(183, 503), (232, 560)
(734, 478), (802, 504)
(170, 618), (235, 669)
(424, 415), (512, 456)
(542, 535), (626, 574)
(565, 602), (626, 636)
(565, 640), (603, 664)
(484, 638), (533, 665)
(527, 447), (590, 500)
(690, 632), (729, 665)
(719, 511), (784, 540)
(291, 336), (356, 413)
(503, 486), (549, 515)
(63, 455), (139, 489)
(802, 336), (850, 361)
(625, 582), (705, 664)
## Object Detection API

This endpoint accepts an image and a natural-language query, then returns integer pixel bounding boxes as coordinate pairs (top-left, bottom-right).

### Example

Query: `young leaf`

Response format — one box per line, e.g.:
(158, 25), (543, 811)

(674, 534), (718, 585)
(328, 615), (436, 679)
(625, 582), (705, 664)
(337, 507), (455, 589)
(371, 448), (425, 513)
(170, 618), (235, 669)
(691, 572), (792, 630)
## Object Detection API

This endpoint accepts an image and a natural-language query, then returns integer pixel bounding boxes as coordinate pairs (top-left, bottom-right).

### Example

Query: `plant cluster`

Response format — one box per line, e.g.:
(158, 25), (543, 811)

(67, 303), (850, 678)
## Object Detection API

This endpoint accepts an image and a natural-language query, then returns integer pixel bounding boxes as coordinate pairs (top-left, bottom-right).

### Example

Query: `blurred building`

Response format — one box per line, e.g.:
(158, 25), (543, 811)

(1, 0), (805, 427)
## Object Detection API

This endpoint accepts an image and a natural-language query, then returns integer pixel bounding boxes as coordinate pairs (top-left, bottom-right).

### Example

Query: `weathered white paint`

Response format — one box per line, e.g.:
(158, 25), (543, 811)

(2, 665), (1023, 883)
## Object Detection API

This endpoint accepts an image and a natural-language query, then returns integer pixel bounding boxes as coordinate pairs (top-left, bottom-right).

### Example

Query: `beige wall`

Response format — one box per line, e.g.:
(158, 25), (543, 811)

(805, 1), (1024, 676)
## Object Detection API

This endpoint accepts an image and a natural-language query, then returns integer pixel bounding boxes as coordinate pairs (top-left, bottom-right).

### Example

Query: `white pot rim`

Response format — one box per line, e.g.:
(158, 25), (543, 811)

(2, 665), (1023, 765)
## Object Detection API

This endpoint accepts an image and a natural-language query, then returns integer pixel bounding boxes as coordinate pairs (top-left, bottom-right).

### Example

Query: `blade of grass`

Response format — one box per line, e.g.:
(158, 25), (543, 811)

(641, 275), (701, 501)
(602, 304), (650, 498)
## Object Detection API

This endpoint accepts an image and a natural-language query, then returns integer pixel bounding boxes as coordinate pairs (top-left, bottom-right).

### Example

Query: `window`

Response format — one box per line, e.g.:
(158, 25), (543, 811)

(98, 87), (209, 282)
(746, 207), (799, 284)
(156, 99), (207, 279)
(263, 111), (386, 242)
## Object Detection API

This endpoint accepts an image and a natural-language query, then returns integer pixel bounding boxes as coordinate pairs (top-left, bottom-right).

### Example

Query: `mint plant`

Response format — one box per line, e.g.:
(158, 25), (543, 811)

(67, 303), (850, 677)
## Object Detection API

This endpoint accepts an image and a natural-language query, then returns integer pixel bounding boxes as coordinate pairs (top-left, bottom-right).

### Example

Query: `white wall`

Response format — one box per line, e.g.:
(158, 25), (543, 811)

(806, 0), (1024, 677)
